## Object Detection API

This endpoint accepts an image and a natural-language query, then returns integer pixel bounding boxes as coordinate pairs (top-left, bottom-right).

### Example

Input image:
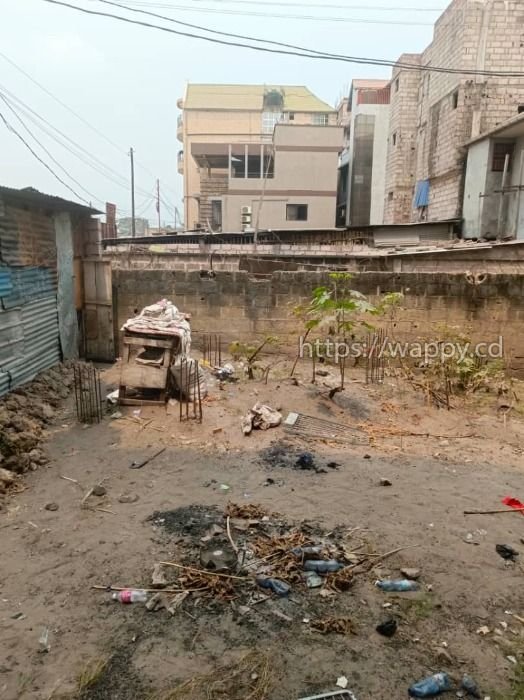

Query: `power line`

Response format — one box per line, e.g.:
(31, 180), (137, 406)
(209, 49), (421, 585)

(0, 107), (90, 205)
(0, 92), (105, 205)
(117, 0), (436, 24)
(0, 50), (180, 202)
(0, 84), (151, 196)
(55, 0), (524, 77)
(125, 0), (444, 11)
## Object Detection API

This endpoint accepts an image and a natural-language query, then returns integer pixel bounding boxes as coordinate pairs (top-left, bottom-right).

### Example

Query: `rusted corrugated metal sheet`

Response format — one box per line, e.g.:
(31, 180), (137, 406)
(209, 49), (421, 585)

(0, 296), (60, 395)
(0, 205), (57, 267)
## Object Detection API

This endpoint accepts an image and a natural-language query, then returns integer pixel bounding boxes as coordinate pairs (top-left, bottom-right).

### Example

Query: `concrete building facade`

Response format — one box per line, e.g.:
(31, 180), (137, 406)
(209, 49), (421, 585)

(338, 80), (391, 228)
(384, 0), (524, 226)
(177, 84), (340, 232)
(463, 111), (524, 239)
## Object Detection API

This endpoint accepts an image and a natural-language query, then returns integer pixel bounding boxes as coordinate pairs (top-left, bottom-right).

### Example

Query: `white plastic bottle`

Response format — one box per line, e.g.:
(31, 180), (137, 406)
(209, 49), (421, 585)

(112, 590), (148, 604)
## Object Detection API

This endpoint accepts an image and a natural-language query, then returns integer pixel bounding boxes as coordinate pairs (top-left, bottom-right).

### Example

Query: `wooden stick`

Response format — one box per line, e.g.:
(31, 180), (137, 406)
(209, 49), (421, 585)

(159, 561), (248, 581)
(130, 447), (166, 470)
(92, 585), (206, 594)
(464, 508), (524, 515)
(226, 516), (239, 554)
(60, 475), (81, 486)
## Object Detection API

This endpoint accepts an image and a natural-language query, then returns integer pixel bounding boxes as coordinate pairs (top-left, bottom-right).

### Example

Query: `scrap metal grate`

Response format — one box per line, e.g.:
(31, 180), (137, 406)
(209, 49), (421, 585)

(73, 362), (103, 424)
(283, 412), (368, 445)
(201, 333), (222, 367)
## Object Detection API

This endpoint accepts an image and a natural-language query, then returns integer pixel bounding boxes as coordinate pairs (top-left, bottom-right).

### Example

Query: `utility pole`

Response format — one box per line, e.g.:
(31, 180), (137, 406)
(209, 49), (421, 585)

(129, 147), (136, 237)
(156, 178), (161, 233)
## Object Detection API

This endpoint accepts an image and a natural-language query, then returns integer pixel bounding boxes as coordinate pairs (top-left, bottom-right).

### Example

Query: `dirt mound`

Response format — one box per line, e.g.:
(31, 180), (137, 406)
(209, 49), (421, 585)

(0, 363), (74, 492)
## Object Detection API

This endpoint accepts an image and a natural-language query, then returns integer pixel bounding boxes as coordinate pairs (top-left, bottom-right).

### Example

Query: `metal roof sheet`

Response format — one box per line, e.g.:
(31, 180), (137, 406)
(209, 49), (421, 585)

(0, 185), (101, 215)
(183, 84), (335, 113)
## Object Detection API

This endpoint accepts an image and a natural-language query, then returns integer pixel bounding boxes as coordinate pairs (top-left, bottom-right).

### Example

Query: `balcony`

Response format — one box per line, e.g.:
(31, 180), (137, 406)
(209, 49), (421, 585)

(177, 150), (184, 175)
(177, 114), (183, 142)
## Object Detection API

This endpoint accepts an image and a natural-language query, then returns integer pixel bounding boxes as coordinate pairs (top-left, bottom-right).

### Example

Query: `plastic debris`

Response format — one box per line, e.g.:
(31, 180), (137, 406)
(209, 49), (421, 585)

(303, 571), (324, 588)
(461, 674), (481, 698)
(376, 618), (397, 637)
(256, 577), (290, 597)
(38, 628), (50, 653)
(496, 544), (519, 561)
(242, 403), (282, 435)
(304, 560), (345, 574)
(112, 590), (148, 604)
(376, 579), (419, 592)
(219, 484), (230, 493)
(106, 389), (119, 404)
(408, 672), (451, 697)
(336, 677), (349, 689)
(476, 626), (490, 636)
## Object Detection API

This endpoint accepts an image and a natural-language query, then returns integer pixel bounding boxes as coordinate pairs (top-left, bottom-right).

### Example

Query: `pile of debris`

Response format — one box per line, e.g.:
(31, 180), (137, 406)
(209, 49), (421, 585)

(98, 503), (386, 629)
(0, 364), (73, 492)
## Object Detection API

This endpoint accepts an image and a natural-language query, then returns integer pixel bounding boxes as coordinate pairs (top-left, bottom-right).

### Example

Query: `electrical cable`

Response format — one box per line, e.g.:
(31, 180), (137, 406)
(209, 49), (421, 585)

(0, 50), (180, 201)
(42, 0), (524, 77)
(124, 0), (444, 12)
(0, 84), (159, 199)
(0, 92), (106, 205)
(111, 1), (436, 25)
(0, 107), (91, 205)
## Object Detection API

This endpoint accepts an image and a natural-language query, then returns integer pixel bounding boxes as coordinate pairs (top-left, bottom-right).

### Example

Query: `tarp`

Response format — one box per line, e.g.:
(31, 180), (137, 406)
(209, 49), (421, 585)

(414, 179), (430, 208)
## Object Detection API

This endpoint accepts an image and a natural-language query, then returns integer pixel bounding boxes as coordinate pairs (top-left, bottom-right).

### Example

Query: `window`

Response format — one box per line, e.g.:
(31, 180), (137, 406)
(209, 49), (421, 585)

(211, 200), (222, 232)
(452, 90), (459, 109)
(392, 132), (397, 146)
(231, 145), (246, 178)
(395, 78), (400, 92)
(262, 111), (283, 134)
(286, 204), (308, 221)
(388, 191), (394, 201)
(518, 105), (524, 114)
(288, 112), (295, 121)
(492, 142), (514, 172)
(313, 113), (329, 126)
(247, 145), (262, 179)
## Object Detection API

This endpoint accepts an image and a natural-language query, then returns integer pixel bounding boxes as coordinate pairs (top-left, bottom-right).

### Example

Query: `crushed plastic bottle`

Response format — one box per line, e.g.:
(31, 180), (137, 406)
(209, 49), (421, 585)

(376, 579), (419, 592)
(303, 560), (344, 573)
(408, 672), (451, 697)
(112, 590), (148, 604)
(256, 577), (290, 597)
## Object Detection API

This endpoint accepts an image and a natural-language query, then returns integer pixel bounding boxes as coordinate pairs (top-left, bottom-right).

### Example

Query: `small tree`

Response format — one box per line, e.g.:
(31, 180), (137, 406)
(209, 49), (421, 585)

(292, 273), (377, 386)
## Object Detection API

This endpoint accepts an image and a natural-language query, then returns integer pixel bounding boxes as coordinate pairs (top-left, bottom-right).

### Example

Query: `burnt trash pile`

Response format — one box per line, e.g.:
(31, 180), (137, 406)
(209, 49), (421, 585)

(103, 503), (381, 632)
(0, 364), (74, 492)
(260, 441), (340, 474)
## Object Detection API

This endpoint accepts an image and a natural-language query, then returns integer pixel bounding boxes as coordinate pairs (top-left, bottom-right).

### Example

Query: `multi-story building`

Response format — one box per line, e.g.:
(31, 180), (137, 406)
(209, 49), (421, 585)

(384, 0), (524, 225)
(177, 84), (341, 232)
(337, 79), (391, 227)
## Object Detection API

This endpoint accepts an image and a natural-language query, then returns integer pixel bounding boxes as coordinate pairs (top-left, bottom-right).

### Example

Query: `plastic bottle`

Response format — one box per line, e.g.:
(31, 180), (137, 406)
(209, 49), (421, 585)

(256, 577), (290, 597)
(112, 590), (148, 604)
(375, 579), (419, 592)
(408, 672), (451, 697)
(303, 560), (344, 574)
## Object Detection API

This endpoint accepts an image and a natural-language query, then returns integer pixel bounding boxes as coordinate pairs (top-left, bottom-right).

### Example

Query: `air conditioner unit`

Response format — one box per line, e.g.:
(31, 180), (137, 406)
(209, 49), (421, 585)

(241, 205), (252, 231)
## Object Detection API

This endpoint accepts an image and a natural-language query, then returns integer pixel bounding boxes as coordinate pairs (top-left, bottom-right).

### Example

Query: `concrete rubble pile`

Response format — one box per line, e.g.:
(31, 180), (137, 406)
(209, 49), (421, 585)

(0, 364), (73, 493)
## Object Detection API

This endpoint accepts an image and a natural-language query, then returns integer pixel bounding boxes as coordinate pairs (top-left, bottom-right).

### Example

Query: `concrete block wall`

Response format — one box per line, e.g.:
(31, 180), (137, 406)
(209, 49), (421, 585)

(113, 269), (524, 374)
(383, 55), (421, 224)
(385, 0), (524, 225)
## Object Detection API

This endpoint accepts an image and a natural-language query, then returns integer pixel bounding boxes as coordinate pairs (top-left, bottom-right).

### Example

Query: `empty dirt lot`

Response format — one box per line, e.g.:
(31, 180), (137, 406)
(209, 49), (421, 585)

(1, 360), (524, 700)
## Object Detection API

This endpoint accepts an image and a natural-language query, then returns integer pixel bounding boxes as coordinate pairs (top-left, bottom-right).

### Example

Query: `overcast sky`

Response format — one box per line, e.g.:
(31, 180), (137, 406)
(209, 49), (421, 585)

(0, 0), (443, 225)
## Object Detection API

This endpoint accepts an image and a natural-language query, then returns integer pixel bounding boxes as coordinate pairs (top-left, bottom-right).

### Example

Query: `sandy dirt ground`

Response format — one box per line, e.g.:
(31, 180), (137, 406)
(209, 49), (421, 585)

(1, 357), (524, 700)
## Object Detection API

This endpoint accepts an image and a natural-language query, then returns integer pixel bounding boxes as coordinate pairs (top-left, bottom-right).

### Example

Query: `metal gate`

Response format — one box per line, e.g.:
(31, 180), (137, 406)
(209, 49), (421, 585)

(83, 259), (115, 362)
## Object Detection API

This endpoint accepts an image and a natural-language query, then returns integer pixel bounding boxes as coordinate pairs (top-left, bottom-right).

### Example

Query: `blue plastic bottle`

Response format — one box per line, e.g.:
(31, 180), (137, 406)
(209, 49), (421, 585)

(303, 560), (345, 573)
(409, 672), (451, 697)
(376, 579), (419, 592)
(256, 577), (290, 596)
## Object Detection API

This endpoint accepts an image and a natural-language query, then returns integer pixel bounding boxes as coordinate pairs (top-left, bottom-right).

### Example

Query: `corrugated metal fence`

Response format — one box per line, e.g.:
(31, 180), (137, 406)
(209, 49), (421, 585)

(0, 202), (61, 397)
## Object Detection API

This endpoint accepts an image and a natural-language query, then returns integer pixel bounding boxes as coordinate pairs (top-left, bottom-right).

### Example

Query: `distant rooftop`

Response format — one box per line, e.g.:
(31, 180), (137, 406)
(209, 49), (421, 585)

(351, 79), (390, 90)
(183, 84), (335, 113)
